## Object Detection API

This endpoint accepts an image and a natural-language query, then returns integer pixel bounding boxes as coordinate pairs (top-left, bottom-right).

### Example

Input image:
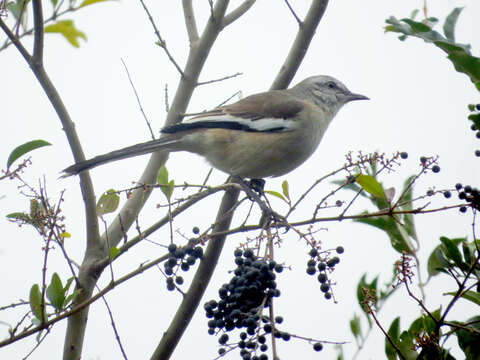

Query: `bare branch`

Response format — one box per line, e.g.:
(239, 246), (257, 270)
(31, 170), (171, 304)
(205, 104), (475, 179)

(31, 0), (44, 64)
(150, 181), (240, 360)
(139, 0), (184, 76)
(197, 71), (242, 86)
(182, 0), (198, 42)
(221, 0), (256, 28)
(0, 17), (31, 63)
(270, 0), (329, 90)
(120, 58), (155, 140)
(283, 0), (302, 25)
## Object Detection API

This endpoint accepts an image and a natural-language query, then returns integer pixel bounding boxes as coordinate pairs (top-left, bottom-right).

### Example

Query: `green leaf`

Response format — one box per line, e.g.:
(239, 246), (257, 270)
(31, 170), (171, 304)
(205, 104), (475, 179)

(46, 273), (65, 311)
(409, 9), (419, 20)
(64, 289), (81, 307)
(63, 277), (74, 294)
(439, 236), (464, 268)
(331, 180), (369, 199)
(454, 316), (480, 358)
(29, 284), (44, 321)
(6, 140), (51, 169)
(386, 317), (400, 360)
(427, 245), (450, 278)
(44, 20), (87, 48)
(157, 165), (169, 185)
(356, 175), (385, 199)
(79, 0), (113, 7)
(264, 190), (286, 202)
(50, 0), (58, 6)
(350, 313), (362, 340)
(6, 212), (31, 222)
(445, 290), (480, 306)
(96, 189), (120, 216)
(399, 175), (418, 241)
(109, 246), (120, 259)
(401, 18), (431, 33)
(443, 7), (463, 42)
(157, 166), (174, 200)
(281, 180), (290, 200)
(409, 312), (437, 336)
(355, 216), (413, 254)
(356, 274), (378, 313)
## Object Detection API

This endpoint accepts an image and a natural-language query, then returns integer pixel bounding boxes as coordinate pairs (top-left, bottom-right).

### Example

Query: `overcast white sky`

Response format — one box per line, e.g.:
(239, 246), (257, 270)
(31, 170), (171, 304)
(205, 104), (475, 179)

(2, 1), (480, 359)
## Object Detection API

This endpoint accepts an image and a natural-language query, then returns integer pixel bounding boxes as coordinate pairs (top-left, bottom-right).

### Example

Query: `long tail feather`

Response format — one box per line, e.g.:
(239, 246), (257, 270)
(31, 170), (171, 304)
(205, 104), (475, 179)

(62, 137), (179, 177)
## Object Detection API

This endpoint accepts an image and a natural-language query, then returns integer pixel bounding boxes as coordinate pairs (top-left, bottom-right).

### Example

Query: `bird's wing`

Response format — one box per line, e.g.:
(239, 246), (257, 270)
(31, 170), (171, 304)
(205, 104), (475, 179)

(162, 91), (304, 134)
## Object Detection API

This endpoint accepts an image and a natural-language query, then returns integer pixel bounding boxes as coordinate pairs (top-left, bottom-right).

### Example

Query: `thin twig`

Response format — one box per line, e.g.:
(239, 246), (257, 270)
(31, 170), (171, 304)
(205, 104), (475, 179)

(31, 0), (44, 64)
(283, 0), (302, 25)
(138, 0), (184, 76)
(121, 58), (155, 140)
(197, 72), (243, 86)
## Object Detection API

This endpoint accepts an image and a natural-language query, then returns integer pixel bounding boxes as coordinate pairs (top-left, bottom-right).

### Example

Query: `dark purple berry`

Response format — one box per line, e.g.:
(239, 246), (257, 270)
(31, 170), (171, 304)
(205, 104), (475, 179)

(306, 266), (316, 275)
(313, 342), (323, 351)
(400, 152), (408, 159)
(475, 150), (480, 157)
(167, 243), (177, 253)
(420, 156), (427, 164)
(324, 292), (332, 300)
(455, 183), (463, 190)
(320, 283), (330, 293)
(309, 248), (319, 257)
(426, 189), (434, 196)
(459, 206), (467, 213)
(443, 191), (451, 199)
(192, 226), (200, 234)
(432, 165), (440, 173)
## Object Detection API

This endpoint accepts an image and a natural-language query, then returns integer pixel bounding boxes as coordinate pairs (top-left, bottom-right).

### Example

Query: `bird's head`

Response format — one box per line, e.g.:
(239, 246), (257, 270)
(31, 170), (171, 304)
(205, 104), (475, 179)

(291, 75), (369, 114)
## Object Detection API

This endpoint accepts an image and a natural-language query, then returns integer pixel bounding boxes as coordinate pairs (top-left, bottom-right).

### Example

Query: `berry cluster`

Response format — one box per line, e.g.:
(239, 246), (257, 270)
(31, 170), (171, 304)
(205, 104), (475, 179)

(468, 103), (480, 157)
(305, 246), (344, 300)
(205, 249), (284, 359)
(455, 183), (480, 212)
(163, 243), (203, 291)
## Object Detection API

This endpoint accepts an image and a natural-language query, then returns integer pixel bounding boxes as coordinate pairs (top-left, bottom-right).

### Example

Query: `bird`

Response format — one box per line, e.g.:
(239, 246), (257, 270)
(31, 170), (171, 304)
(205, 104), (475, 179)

(62, 75), (368, 179)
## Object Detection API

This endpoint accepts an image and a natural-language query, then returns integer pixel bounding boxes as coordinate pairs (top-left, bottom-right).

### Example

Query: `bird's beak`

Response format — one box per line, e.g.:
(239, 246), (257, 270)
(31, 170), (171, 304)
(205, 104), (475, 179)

(345, 92), (369, 102)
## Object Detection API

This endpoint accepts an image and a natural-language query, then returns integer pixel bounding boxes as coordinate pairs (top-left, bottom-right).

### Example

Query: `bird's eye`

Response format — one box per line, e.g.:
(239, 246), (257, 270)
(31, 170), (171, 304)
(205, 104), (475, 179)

(327, 81), (337, 89)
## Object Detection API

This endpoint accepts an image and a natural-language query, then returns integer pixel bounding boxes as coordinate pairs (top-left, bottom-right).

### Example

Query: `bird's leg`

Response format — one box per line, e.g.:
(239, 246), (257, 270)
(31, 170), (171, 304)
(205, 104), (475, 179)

(233, 176), (286, 226)
(248, 178), (266, 194)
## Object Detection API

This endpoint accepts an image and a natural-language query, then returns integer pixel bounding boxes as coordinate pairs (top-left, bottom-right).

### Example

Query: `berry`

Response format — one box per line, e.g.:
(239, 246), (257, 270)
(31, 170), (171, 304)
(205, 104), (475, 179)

(274, 264), (283, 273)
(317, 262), (327, 271)
(459, 192), (466, 200)
(181, 262), (190, 271)
(281, 332), (291, 341)
(476, 150), (480, 157)
(455, 183), (463, 190)
(166, 282), (175, 291)
(309, 248), (319, 257)
(258, 335), (266, 343)
(443, 191), (451, 198)
(432, 165), (440, 173)
(175, 276), (184, 285)
(465, 185), (473, 193)
(317, 273), (328, 283)
(234, 249), (243, 257)
(275, 316), (283, 324)
(420, 156), (427, 164)
(167, 243), (177, 253)
(167, 257), (177, 267)
(193, 246), (203, 259)
(259, 355), (268, 360)
(307, 259), (316, 267)
(313, 342), (323, 351)
(459, 206), (467, 213)
(192, 226), (200, 234)
(324, 292), (332, 300)
(264, 324), (272, 333)
(164, 266), (173, 275)
(426, 189), (434, 196)
(218, 347), (226, 355)
(335, 200), (342, 207)
(476, 131), (480, 139)
(218, 333), (229, 345)
(306, 266), (316, 275)
(336, 246), (344, 254)
(471, 124), (477, 131)
(320, 283), (330, 293)
(260, 344), (268, 352)
(243, 249), (254, 258)
(400, 152), (408, 159)
(476, 104), (480, 111)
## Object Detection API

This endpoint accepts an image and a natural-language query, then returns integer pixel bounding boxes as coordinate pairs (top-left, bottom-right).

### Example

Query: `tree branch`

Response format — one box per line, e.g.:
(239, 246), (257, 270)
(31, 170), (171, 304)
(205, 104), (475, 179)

(31, 0), (44, 65)
(221, 0), (256, 28)
(182, 0), (198, 42)
(0, 17), (31, 63)
(270, 0), (329, 90)
(150, 182), (240, 360)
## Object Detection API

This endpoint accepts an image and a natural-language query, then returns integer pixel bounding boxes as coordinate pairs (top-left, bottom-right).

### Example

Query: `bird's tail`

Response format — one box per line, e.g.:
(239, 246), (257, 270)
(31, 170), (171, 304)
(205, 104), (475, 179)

(62, 136), (180, 177)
